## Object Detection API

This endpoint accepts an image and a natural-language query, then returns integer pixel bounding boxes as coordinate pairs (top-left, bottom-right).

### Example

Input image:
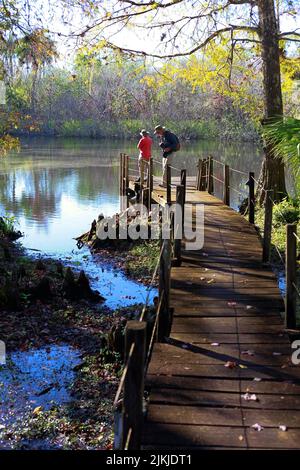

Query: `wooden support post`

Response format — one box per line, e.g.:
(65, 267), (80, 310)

(148, 158), (153, 211)
(198, 159), (204, 191)
(201, 158), (208, 191)
(208, 156), (214, 194)
(223, 164), (230, 206)
(166, 164), (171, 205)
(285, 224), (297, 329)
(262, 189), (274, 263)
(173, 184), (184, 266)
(124, 154), (129, 208)
(248, 172), (255, 224)
(158, 222), (171, 342)
(122, 320), (146, 450)
(196, 159), (202, 190)
(119, 153), (123, 196)
(119, 153), (125, 211)
(180, 169), (186, 229)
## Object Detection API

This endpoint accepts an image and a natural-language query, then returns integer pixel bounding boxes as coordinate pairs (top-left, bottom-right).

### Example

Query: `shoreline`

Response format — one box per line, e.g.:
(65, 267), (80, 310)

(0, 229), (156, 449)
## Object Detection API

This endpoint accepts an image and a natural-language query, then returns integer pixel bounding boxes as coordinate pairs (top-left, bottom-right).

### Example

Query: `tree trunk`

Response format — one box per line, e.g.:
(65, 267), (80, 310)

(257, 0), (287, 203)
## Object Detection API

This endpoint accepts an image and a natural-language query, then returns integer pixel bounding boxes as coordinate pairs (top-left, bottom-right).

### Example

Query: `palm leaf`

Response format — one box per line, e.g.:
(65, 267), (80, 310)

(263, 117), (300, 191)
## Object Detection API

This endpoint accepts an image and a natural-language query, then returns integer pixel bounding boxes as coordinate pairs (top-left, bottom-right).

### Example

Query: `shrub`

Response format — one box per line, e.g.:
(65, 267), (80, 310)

(273, 198), (300, 225)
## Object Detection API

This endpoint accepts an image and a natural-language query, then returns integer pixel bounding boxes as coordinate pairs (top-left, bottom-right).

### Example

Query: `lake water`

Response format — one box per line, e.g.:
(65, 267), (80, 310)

(0, 136), (264, 306)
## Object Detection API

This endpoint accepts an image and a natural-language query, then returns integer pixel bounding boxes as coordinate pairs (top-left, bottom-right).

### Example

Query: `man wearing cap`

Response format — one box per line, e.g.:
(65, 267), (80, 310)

(154, 125), (180, 187)
(136, 129), (152, 183)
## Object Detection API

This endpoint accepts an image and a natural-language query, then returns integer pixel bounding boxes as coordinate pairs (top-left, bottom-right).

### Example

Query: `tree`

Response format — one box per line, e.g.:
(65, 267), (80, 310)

(71, 0), (300, 201)
(15, 29), (58, 111)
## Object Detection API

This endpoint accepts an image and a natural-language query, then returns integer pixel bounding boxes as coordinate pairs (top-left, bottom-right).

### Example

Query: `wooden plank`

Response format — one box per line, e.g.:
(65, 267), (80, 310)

(147, 363), (300, 382)
(246, 428), (300, 449)
(142, 423), (247, 448)
(147, 405), (243, 426)
(149, 389), (300, 410)
(170, 332), (289, 344)
(146, 376), (240, 392)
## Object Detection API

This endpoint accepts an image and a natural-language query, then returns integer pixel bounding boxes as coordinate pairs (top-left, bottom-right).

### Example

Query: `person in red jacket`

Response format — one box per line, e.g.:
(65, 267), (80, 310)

(136, 129), (152, 183)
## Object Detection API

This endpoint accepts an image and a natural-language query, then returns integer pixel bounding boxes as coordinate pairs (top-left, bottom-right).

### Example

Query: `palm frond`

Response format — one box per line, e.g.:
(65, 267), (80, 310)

(263, 117), (300, 191)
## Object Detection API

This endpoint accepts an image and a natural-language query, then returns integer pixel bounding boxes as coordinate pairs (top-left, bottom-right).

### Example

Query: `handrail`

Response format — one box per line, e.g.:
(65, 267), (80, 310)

(113, 342), (135, 409)
(229, 167), (248, 177)
(113, 166), (184, 449)
(196, 155), (299, 330)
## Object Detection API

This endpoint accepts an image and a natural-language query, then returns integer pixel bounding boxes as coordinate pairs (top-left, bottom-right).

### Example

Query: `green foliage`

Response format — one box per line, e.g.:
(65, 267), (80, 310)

(0, 215), (17, 236)
(273, 197), (300, 225)
(263, 117), (300, 192)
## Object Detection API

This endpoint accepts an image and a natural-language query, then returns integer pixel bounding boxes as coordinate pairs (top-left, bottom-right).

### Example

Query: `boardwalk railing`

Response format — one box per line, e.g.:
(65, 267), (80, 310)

(198, 155), (299, 333)
(113, 210), (180, 450)
(116, 152), (299, 449)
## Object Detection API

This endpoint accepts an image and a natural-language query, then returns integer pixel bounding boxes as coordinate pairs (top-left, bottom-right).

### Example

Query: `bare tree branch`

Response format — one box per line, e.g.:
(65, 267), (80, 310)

(104, 25), (259, 59)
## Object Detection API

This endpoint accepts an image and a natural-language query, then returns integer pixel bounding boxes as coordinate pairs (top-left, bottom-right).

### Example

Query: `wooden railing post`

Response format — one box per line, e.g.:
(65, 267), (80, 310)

(119, 153), (125, 211)
(285, 224), (297, 329)
(180, 169), (186, 228)
(200, 158), (206, 191)
(173, 184), (184, 266)
(262, 189), (274, 263)
(208, 156), (214, 194)
(124, 154), (129, 209)
(157, 223), (171, 342)
(223, 164), (230, 206)
(148, 157), (153, 211)
(119, 153), (123, 195)
(166, 164), (171, 205)
(122, 320), (146, 450)
(248, 172), (255, 224)
(196, 159), (202, 190)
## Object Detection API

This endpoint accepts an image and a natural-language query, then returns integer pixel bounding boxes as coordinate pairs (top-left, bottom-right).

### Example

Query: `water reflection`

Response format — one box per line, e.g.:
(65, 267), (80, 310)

(0, 136), (263, 229)
(0, 136), (263, 301)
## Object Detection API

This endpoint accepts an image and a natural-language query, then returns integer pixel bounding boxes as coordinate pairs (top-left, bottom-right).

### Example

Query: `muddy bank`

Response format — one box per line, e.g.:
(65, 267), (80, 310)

(76, 210), (160, 286)
(0, 234), (154, 449)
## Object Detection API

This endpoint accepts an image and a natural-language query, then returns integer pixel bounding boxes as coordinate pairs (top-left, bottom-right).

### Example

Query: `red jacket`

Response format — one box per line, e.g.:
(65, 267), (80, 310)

(138, 135), (152, 160)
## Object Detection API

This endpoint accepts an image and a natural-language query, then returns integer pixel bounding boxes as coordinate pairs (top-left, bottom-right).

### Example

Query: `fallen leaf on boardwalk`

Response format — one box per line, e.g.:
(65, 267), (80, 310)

(225, 361), (237, 368)
(253, 377), (262, 382)
(246, 305), (253, 310)
(238, 435), (244, 441)
(239, 364), (248, 369)
(279, 425), (287, 432)
(207, 279), (215, 284)
(242, 393), (258, 401)
(241, 350), (255, 356)
(211, 342), (220, 346)
(252, 423), (264, 432)
(200, 277), (206, 281)
(228, 302), (237, 307)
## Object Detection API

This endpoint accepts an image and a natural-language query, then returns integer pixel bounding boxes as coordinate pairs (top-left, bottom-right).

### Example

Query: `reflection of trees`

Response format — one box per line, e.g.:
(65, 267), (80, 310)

(75, 165), (119, 201)
(0, 168), (65, 227)
(0, 138), (263, 231)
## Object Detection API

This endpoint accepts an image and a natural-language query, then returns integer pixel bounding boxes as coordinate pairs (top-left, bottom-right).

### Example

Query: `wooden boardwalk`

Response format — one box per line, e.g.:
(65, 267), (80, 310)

(142, 185), (300, 450)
